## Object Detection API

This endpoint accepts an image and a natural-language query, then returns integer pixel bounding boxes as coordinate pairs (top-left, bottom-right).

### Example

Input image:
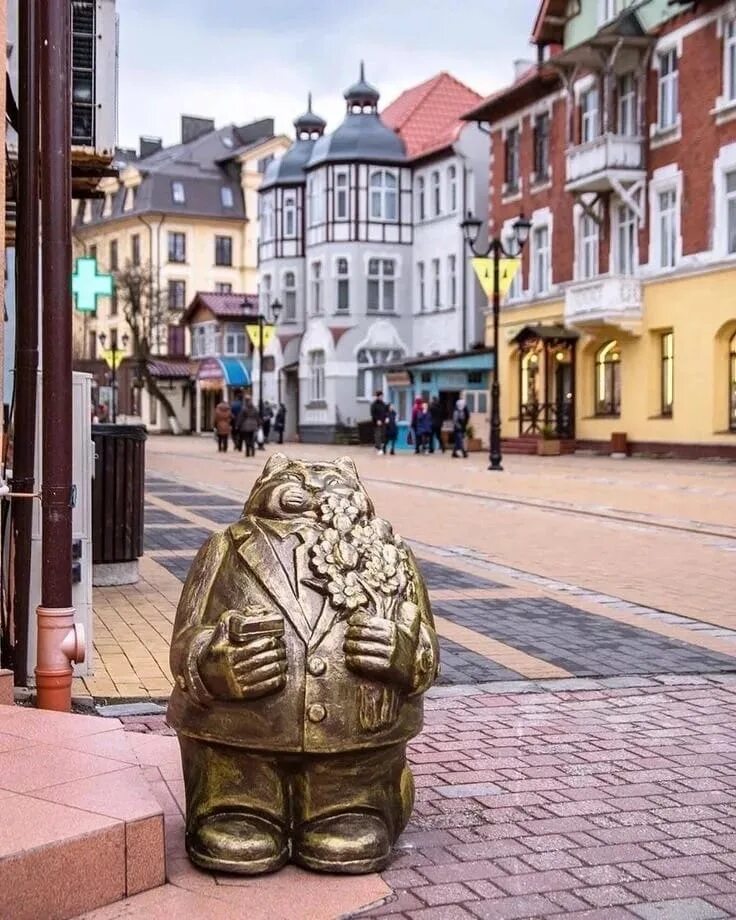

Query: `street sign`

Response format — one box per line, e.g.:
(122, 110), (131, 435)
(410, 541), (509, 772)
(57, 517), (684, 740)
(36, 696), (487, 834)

(246, 323), (276, 350)
(471, 257), (522, 299)
(101, 349), (124, 370)
(72, 256), (114, 313)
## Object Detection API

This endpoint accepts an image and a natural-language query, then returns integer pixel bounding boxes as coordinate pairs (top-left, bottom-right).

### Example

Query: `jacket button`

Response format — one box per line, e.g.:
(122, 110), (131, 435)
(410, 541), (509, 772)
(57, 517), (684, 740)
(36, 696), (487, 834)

(307, 703), (327, 723)
(308, 656), (327, 676)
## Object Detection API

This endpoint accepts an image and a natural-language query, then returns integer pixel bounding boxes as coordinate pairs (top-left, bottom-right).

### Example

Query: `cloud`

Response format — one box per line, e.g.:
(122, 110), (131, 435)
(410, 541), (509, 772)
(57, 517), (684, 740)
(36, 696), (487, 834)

(116, 0), (540, 149)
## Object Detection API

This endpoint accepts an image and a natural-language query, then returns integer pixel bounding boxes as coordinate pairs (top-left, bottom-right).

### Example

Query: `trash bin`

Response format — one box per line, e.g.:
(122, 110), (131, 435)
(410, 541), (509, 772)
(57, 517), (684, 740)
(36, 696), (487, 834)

(610, 431), (628, 459)
(91, 423), (147, 586)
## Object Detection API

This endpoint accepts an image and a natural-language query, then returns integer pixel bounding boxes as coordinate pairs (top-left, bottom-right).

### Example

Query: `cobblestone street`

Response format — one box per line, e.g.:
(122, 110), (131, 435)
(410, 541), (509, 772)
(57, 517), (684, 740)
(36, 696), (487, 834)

(67, 439), (736, 919)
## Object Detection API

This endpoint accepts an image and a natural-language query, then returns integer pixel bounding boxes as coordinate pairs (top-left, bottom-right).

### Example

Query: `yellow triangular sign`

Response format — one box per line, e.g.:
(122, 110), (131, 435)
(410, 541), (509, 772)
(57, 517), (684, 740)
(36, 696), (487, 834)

(246, 324), (276, 349)
(101, 348), (124, 370)
(471, 257), (521, 299)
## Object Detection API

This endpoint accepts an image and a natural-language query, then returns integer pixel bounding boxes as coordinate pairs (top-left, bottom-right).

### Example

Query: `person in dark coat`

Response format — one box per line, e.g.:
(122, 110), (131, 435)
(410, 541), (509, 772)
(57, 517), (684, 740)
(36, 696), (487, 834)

(452, 398), (469, 458)
(370, 390), (388, 453)
(230, 391), (243, 451)
(410, 396), (423, 454)
(383, 404), (398, 455)
(416, 402), (433, 454)
(213, 401), (232, 453)
(429, 396), (445, 454)
(236, 396), (261, 457)
(262, 401), (274, 444)
(274, 403), (286, 444)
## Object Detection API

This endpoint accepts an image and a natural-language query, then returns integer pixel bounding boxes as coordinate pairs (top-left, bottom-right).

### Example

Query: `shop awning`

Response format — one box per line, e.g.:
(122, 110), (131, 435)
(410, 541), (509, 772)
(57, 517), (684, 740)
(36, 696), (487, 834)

(197, 357), (251, 387)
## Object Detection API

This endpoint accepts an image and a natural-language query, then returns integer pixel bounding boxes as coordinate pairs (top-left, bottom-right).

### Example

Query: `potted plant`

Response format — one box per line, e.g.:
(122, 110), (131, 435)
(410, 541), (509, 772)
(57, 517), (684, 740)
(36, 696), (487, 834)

(537, 424), (561, 456)
(465, 424), (482, 452)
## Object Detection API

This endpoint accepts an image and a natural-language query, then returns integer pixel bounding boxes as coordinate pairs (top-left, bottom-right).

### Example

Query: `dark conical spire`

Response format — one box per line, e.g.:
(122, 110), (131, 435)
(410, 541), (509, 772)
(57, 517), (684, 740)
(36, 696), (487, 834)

(344, 61), (380, 111)
(294, 92), (326, 139)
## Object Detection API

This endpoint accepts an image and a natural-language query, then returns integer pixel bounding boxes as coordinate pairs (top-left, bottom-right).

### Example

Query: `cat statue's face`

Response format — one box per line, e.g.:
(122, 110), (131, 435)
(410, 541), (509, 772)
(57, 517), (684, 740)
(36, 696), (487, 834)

(243, 454), (374, 522)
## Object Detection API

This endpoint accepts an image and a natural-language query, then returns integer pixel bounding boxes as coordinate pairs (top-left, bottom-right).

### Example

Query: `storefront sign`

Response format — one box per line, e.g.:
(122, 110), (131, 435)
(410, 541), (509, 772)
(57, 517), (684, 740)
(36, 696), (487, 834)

(386, 371), (411, 386)
(197, 357), (224, 380)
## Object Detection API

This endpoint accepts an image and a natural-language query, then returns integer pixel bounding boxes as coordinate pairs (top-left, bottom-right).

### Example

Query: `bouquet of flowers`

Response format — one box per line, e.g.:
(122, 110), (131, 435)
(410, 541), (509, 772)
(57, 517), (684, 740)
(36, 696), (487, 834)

(306, 490), (415, 729)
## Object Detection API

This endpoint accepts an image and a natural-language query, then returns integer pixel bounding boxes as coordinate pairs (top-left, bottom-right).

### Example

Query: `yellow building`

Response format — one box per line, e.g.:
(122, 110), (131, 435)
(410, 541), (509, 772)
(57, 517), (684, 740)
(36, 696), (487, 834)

(72, 116), (289, 430)
(468, 0), (736, 459)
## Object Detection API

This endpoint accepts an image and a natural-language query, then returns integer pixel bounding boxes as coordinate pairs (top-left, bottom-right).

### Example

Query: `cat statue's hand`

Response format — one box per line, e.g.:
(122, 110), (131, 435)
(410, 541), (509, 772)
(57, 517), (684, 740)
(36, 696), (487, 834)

(198, 614), (288, 701)
(343, 602), (421, 689)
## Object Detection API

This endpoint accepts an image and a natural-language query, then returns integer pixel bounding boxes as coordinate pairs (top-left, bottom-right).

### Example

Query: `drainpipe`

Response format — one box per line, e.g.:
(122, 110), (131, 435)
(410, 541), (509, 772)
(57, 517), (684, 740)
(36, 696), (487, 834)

(36, 0), (84, 710)
(11, 0), (40, 685)
(460, 158), (469, 350)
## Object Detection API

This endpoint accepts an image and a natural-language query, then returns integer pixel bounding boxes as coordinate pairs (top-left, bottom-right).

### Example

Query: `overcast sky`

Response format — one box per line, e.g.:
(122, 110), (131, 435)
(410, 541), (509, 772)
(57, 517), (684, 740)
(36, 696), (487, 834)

(116, 0), (541, 149)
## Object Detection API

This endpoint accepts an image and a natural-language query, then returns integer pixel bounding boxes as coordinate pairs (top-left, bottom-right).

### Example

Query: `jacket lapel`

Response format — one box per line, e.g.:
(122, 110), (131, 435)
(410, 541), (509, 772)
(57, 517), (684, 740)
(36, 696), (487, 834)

(232, 519), (313, 646)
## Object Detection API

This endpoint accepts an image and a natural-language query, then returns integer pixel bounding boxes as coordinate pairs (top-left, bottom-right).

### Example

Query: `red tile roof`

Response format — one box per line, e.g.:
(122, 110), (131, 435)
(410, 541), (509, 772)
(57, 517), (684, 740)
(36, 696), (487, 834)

(182, 291), (258, 324)
(382, 72), (483, 160)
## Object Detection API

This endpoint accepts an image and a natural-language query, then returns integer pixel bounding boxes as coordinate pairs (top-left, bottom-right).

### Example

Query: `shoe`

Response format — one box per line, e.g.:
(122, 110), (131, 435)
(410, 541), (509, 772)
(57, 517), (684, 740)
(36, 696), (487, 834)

(293, 812), (391, 874)
(390, 450), (395, 455)
(463, 451), (468, 458)
(187, 812), (288, 875)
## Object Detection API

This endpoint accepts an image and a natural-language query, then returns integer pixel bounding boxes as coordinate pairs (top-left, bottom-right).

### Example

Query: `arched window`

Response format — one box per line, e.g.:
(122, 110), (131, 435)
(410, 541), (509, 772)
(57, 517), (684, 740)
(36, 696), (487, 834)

(369, 170), (398, 221)
(447, 165), (457, 213)
(357, 348), (404, 400)
(730, 332), (736, 430)
(417, 177), (425, 221)
(282, 271), (296, 320)
(595, 341), (621, 416)
(431, 170), (441, 216)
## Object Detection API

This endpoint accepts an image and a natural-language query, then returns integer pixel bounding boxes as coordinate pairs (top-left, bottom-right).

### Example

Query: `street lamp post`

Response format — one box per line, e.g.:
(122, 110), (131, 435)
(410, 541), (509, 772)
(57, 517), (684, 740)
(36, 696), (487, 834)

(245, 298), (282, 418)
(98, 331), (129, 423)
(461, 212), (532, 471)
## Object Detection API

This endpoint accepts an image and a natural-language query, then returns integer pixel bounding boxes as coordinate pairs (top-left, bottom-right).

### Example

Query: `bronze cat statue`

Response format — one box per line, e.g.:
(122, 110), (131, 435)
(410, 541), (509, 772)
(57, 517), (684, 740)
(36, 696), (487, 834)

(168, 453), (439, 875)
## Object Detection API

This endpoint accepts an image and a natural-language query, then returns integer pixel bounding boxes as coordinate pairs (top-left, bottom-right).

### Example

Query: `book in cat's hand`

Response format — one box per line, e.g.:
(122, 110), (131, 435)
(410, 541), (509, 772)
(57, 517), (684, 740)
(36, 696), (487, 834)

(227, 611), (285, 644)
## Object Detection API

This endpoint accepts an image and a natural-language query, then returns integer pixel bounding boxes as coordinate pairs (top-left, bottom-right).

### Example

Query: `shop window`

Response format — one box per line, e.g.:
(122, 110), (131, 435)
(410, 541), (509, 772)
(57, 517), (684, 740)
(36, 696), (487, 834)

(595, 340), (621, 416)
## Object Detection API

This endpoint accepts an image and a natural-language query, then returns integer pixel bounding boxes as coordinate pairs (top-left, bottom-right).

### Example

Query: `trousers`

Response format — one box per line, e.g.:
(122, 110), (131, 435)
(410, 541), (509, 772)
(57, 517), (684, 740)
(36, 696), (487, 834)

(179, 737), (414, 843)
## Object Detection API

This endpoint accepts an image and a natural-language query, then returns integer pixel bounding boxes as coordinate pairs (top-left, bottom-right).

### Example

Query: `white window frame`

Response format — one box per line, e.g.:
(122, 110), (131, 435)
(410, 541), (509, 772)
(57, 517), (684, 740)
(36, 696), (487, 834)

(282, 270), (297, 320)
(308, 350), (326, 402)
(617, 72), (637, 136)
(432, 258), (441, 308)
(532, 224), (550, 295)
(447, 254), (457, 307)
(260, 274), (272, 315)
(308, 172), (325, 226)
(366, 258), (396, 313)
(614, 203), (637, 276)
(581, 87), (599, 143)
(577, 211), (599, 280)
(447, 165), (458, 213)
(502, 218), (524, 301)
(223, 323), (247, 356)
(431, 170), (441, 217)
(171, 181), (185, 204)
(417, 261), (426, 312)
(310, 261), (323, 315)
(416, 176), (426, 221)
(336, 257), (350, 312)
(369, 169), (398, 222)
(261, 196), (274, 242)
(191, 321), (218, 358)
(657, 188), (678, 269)
(600, 0), (633, 24)
(221, 186), (234, 208)
(713, 142), (736, 258)
(283, 192), (297, 237)
(657, 48), (679, 132)
(648, 165), (682, 272)
(335, 169), (349, 221)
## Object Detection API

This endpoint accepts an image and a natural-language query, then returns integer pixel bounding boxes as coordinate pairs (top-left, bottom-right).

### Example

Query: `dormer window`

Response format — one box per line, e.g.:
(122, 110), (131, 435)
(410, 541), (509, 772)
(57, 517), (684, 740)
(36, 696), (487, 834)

(369, 169), (398, 222)
(172, 181), (186, 204)
(221, 186), (234, 208)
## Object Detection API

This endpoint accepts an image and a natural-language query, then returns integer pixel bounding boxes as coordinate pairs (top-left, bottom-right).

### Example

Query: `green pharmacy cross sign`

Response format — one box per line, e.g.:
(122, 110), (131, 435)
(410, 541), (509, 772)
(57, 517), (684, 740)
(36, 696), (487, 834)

(72, 256), (114, 313)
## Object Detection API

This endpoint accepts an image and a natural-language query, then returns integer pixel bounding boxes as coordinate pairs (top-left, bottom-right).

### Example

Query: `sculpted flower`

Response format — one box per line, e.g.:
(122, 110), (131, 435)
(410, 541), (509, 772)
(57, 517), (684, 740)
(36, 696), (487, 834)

(333, 539), (359, 571)
(319, 493), (365, 530)
(328, 570), (368, 611)
(310, 538), (337, 576)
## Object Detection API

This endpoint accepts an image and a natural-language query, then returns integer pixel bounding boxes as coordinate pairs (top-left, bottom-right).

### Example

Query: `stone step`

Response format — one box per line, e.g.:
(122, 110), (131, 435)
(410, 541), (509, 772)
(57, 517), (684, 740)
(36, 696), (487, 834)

(0, 703), (166, 920)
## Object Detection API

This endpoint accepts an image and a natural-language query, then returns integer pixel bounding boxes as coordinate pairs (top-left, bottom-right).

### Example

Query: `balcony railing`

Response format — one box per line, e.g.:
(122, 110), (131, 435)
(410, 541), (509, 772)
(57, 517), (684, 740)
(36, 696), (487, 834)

(564, 275), (643, 332)
(566, 133), (645, 190)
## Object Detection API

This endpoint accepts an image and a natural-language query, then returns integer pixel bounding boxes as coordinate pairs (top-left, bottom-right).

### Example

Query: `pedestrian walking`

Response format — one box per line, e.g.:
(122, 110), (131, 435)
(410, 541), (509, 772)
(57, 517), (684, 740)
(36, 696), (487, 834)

(416, 401), (433, 453)
(452, 398), (469, 458)
(213, 400), (232, 453)
(370, 390), (388, 454)
(410, 396), (423, 454)
(384, 404), (398, 455)
(274, 403), (286, 444)
(236, 395), (261, 457)
(261, 401), (274, 443)
(230, 391), (243, 451)
(429, 396), (445, 454)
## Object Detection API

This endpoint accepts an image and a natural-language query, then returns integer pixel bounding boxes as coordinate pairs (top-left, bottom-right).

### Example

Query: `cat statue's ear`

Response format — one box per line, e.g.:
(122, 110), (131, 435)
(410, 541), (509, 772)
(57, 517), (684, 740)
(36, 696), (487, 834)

(261, 452), (290, 477)
(334, 456), (359, 478)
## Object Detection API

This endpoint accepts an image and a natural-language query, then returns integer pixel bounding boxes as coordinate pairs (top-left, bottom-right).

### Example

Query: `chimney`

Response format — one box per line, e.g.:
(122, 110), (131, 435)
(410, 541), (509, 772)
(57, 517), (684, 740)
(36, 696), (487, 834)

(181, 115), (216, 144)
(513, 59), (535, 80)
(139, 135), (163, 159)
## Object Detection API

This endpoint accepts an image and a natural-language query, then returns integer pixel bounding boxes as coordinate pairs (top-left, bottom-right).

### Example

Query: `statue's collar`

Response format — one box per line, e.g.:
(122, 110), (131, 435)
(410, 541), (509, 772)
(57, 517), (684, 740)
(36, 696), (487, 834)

(229, 514), (319, 545)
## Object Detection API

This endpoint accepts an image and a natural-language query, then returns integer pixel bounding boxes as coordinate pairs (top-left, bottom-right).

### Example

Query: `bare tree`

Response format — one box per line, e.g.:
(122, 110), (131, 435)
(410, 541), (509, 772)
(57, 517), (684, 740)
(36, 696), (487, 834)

(113, 260), (179, 426)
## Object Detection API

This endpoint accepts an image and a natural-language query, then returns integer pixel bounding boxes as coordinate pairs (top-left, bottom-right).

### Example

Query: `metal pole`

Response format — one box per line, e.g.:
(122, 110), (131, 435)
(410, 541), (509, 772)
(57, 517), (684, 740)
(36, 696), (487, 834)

(258, 315), (264, 418)
(111, 346), (117, 423)
(38, 0), (77, 710)
(489, 243), (503, 471)
(11, 0), (40, 683)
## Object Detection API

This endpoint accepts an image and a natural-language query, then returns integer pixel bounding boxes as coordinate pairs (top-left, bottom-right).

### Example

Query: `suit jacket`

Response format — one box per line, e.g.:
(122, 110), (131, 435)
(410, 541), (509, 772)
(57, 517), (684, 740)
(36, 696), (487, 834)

(167, 515), (438, 753)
